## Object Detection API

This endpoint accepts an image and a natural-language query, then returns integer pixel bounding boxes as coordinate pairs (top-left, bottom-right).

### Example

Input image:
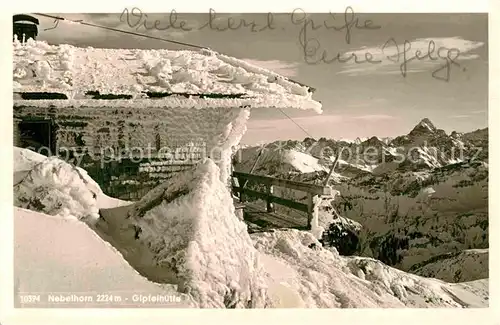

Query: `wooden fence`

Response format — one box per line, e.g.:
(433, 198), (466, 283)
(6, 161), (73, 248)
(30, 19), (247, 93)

(232, 171), (331, 229)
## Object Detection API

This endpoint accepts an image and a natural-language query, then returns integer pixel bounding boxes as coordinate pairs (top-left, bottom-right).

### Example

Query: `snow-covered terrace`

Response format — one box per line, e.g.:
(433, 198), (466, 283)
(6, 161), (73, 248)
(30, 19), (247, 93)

(13, 39), (322, 112)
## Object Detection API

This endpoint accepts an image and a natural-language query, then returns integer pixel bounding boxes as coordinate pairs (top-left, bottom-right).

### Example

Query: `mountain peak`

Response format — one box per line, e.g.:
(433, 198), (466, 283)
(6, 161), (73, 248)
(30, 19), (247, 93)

(411, 118), (438, 135)
(361, 136), (385, 147)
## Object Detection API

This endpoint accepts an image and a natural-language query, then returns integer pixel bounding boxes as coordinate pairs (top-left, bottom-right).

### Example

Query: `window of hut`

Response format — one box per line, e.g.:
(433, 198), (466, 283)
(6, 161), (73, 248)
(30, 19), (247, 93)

(17, 118), (55, 156)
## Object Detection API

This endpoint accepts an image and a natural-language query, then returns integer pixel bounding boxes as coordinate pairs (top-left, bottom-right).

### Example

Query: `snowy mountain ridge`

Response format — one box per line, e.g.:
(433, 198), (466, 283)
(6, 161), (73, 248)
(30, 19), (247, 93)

(235, 119), (488, 282)
(237, 119), (487, 176)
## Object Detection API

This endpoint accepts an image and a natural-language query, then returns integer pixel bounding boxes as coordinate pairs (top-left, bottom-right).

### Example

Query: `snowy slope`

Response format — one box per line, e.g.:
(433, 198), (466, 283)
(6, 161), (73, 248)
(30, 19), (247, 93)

(410, 249), (488, 283)
(14, 207), (195, 308)
(234, 145), (343, 183)
(235, 144), (310, 175)
(14, 207), (488, 309)
(253, 229), (488, 308)
(283, 150), (327, 173)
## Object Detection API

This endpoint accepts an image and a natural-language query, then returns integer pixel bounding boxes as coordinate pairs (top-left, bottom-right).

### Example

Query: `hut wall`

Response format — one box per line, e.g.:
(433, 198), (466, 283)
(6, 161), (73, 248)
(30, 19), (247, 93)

(13, 104), (244, 199)
(14, 105), (239, 152)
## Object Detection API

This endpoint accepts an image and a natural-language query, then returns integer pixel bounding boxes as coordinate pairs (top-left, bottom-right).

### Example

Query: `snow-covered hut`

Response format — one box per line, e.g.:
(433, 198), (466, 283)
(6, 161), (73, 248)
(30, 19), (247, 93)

(13, 39), (322, 199)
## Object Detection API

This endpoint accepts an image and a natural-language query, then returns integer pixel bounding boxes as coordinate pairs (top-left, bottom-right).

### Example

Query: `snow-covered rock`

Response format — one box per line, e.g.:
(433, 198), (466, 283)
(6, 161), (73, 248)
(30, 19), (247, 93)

(336, 160), (488, 271)
(13, 147), (130, 221)
(14, 155), (100, 222)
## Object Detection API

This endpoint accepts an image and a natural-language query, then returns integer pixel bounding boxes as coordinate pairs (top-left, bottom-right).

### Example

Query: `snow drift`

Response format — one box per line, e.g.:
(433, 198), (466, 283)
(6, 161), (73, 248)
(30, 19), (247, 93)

(14, 147), (129, 222)
(14, 153), (100, 222)
(14, 207), (195, 308)
(99, 159), (268, 308)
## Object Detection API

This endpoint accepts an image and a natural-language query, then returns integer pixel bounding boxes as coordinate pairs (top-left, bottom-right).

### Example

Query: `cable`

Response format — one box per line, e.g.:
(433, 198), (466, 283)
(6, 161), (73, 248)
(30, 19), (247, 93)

(275, 107), (314, 139)
(31, 12), (318, 101)
(33, 13), (208, 50)
(32, 13), (318, 146)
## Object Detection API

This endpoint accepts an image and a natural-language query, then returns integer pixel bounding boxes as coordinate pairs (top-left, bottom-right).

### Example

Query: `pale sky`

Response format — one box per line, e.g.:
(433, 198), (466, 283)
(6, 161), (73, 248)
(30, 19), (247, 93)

(31, 12), (488, 145)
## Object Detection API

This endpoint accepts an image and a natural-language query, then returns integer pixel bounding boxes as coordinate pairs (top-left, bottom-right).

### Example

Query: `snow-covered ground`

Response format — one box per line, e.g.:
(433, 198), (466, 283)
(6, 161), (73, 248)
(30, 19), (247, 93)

(253, 229), (488, 308)
(14, 207), (195, 308)
(12, 147), (489, 308)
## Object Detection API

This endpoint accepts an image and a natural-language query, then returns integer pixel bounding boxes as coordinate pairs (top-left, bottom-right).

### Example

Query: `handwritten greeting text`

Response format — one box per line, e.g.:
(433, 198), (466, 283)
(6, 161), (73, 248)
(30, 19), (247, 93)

(291, 7), (463, 81)
(382, 38), (461, 82)
(120, 8), (276, 33)
(119, 7), (467, 82)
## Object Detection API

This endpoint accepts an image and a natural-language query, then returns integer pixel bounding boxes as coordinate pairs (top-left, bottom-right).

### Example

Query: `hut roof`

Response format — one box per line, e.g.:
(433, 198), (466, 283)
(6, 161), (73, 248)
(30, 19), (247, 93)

(13, 39), (322, 112)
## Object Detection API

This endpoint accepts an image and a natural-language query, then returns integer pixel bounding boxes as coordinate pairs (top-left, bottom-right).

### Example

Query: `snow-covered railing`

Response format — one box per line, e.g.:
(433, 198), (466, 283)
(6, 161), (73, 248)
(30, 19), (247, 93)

(232, 171), (331, 229)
